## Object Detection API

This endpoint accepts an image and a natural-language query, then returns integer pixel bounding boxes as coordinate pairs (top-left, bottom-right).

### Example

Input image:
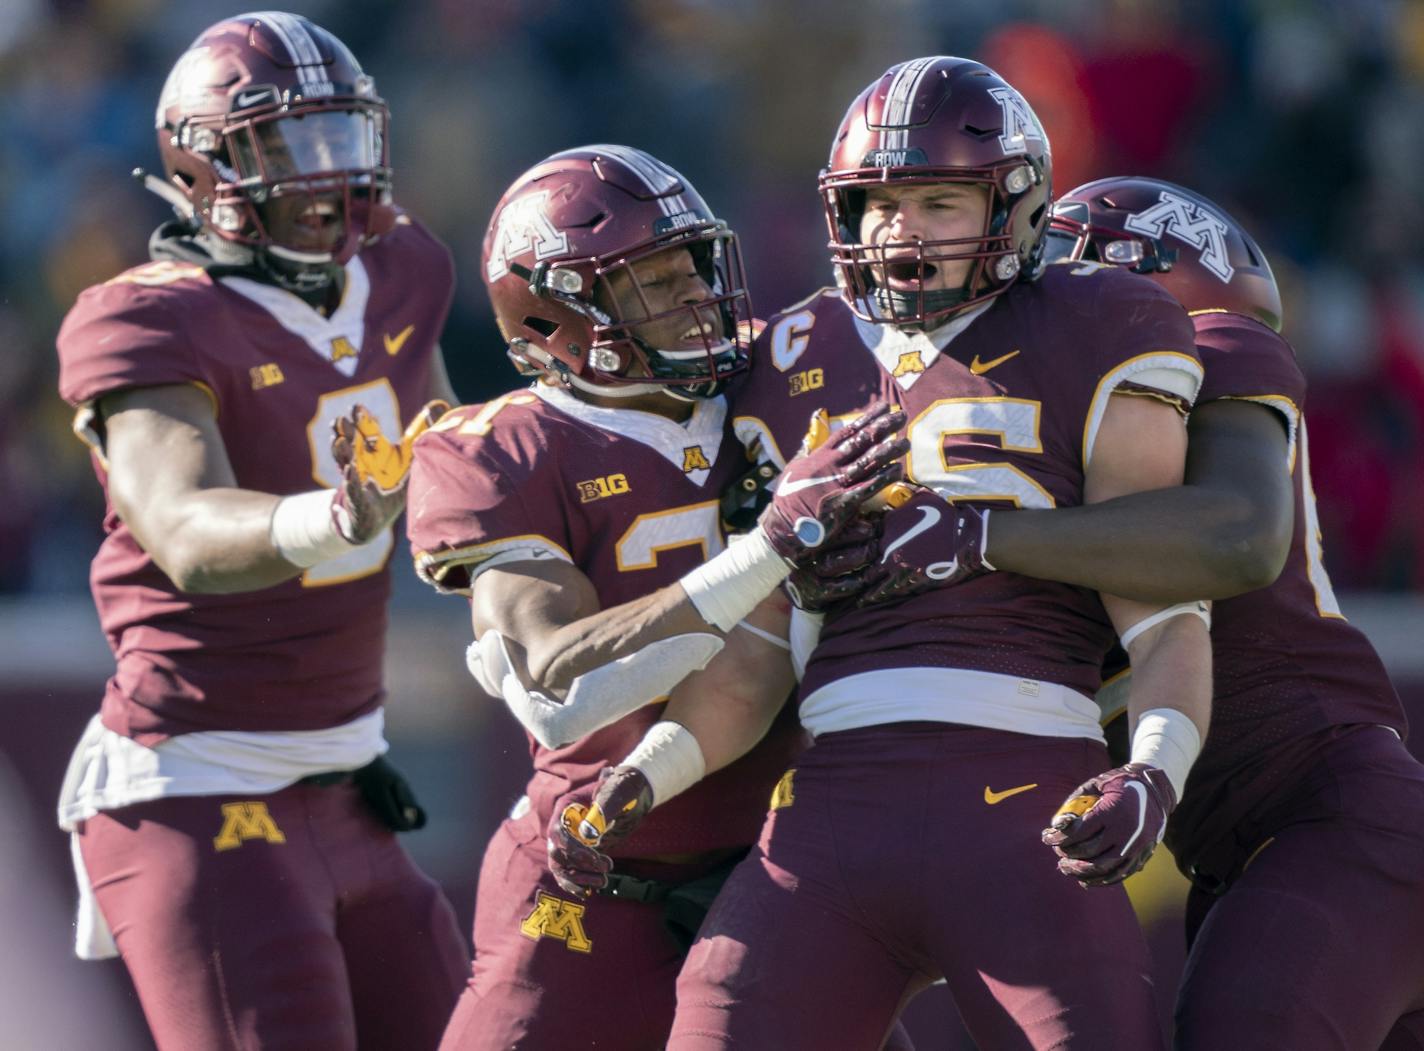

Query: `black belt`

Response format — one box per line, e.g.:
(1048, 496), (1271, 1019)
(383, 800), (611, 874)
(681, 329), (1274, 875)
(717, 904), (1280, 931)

(598, 873), (674, 903)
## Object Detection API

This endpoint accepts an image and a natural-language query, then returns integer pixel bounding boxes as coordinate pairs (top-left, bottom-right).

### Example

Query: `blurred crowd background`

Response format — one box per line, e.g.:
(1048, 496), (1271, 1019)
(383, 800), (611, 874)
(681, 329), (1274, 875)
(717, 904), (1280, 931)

(4, 0), (1424, 1046)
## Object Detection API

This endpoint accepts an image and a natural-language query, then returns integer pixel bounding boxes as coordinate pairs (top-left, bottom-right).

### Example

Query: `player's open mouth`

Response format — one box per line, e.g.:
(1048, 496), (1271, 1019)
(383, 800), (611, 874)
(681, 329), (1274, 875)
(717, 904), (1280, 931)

(883, 260), (935, 288)
(296, 200), (340, 231)
(677, 318), (718, 344)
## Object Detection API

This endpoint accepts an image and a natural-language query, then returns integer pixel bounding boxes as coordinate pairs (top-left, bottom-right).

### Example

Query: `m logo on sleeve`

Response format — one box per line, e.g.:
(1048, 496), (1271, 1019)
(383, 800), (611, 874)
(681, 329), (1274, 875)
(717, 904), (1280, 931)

(519, 891), (593, 953)
(1124, 191), (1235, 282)
(213, 802), (287, 851)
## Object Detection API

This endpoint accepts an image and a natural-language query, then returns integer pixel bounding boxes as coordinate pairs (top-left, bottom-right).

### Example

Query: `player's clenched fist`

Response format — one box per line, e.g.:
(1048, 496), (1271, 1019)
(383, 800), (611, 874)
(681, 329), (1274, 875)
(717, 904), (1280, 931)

(547, 766), (654, 898)
(1041, 762), (1176, 886)
(853, 487), (992, 606)
(330, 399), (449, 543)
(758, 401), (908, 563)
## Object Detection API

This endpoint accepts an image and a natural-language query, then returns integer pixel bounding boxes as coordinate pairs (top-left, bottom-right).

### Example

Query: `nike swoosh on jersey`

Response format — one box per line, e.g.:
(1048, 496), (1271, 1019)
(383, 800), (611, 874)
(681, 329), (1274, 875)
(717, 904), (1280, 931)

(776, 473), (838, 496)
(983, 783), (1038, 805)
(969, 349), (1021, 375)
(880, 504), (940, 563)
(384, 324), (416, 356)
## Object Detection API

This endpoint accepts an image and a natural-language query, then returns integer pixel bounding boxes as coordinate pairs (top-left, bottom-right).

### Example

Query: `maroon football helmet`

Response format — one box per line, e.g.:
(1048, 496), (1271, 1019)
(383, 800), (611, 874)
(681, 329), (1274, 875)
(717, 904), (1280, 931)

(821, 56), (1053, 327)
(155, 12), (392, 270)
(1045, 177), (1283, 332)
(482, 145), (752, 398)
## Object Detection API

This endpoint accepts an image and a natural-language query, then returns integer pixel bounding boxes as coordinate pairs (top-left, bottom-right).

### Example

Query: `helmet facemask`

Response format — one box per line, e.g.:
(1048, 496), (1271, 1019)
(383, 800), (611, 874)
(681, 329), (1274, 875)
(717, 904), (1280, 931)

(526, 225), (752, 400)
(824, 159), (1047, 329)
(172, 97), (391, 291)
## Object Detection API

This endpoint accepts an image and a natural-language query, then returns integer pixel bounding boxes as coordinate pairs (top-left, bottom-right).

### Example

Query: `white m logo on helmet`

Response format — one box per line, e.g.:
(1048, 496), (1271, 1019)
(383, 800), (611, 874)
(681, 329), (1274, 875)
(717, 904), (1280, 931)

(988, 87), (1045, 156)
(486, 192), (570, 282)
(1123, 191), (1235, 282)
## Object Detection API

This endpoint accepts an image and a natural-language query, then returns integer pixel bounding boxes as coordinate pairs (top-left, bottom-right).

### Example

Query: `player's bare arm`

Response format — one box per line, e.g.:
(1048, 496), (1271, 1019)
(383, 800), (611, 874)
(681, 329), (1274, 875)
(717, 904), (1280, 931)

(465, 403), (903, 749)
(984, 397), (1292, 602)
(104, 383), (443, 594)
(101, 383), (295, 592)
(548, 592), (796, 897)
(1042, 390), (1212, 886)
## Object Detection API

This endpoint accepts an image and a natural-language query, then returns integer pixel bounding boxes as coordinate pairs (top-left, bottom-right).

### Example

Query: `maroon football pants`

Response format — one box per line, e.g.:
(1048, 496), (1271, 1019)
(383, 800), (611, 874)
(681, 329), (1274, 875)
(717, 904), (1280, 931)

(79, 781), (468, 1051)
(440, 809), (698, 1051)
(1176, 725), (1424, 1050)
(671, 722), (1165, 1051)
(439, 809), (918, 1051)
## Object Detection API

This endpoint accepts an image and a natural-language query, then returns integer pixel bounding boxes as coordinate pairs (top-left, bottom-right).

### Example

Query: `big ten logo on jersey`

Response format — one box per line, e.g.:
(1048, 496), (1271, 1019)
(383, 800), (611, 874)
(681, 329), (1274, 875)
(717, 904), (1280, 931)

(578, 473), (631, 503)
(213, 802), (287, 852)
(681, 445), (712, 473)
(250, 363), (285, 390)
(788, 367), (824, 396)
(486, 191), (570, 281)
(519, 891), (593, 953)
(1124, 191), (1234, 281)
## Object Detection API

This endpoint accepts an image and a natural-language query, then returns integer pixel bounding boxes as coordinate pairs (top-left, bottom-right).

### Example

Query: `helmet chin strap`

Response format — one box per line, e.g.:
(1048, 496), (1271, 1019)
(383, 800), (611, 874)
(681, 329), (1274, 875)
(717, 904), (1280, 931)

(257, 246), (344, 295)
(872, 284), (970, 327)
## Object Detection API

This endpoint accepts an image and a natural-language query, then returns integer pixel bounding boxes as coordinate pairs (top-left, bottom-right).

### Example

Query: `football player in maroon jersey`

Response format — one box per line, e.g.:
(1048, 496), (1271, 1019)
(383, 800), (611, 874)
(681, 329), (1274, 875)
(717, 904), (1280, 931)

(406, 145), (907, 1051)
(652, 57), (1214, 1050)
(54, 14), (468, 1051)
(917, 177), (1424, 1050)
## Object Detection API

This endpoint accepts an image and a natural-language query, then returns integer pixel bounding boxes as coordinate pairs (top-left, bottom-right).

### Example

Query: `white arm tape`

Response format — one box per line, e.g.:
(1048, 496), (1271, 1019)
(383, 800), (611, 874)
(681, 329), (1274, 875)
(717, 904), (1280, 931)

(269, 489), (358, 568)
(619, 720), (707, 807)
(1131, 707), (1202, 802)
(1119, 600), (1211, 651)
(465, 630), (725, 749)
(679, 529), (791, 632)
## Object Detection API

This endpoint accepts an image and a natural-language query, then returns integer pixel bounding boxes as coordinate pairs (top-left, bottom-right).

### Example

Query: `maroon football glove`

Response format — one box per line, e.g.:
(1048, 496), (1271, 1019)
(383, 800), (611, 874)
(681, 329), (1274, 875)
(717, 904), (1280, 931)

(1041, 762), (1177, 887)
(546, 766), (654, 899)
(758, 402), (908, 564)
(852, 488), (991, 607)
(330, 399), (449, 543)
(784, 515), (883, 612)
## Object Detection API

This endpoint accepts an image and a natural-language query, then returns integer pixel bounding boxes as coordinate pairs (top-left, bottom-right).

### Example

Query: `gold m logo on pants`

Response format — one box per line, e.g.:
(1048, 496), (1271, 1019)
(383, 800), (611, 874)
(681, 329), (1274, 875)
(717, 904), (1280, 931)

(213, 802), (287, 852)
(520, 891), (593, 953)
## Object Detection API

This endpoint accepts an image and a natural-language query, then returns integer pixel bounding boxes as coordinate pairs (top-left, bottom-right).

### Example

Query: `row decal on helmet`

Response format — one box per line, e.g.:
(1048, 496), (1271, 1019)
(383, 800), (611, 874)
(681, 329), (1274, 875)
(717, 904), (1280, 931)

(593, 144), (689, 218)
(1124, 191), (1236, 282)
(257, 10), (334, 97)
(988, 87), (1045, 156)
(879, 56), (939, 151)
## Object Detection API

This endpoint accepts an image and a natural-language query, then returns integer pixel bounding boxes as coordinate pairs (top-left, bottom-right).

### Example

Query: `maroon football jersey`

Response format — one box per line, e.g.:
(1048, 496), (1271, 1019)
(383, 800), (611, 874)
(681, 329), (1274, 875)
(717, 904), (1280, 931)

(56, 215), (452, 744)
(1166, 311), (1405, 872)
(735, 264), (1201, 703)
(407, 386), (804, 857)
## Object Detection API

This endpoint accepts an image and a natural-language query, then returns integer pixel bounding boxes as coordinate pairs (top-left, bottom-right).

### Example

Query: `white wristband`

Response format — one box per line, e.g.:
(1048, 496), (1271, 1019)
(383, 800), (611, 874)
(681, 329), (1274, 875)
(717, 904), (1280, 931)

(269, 490), (358, 568)
(620, 720), (706, 807)
(679, 529), (791, 632)
(1119, 600), (1210, 651)
(1131, 707), (1202, 801)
